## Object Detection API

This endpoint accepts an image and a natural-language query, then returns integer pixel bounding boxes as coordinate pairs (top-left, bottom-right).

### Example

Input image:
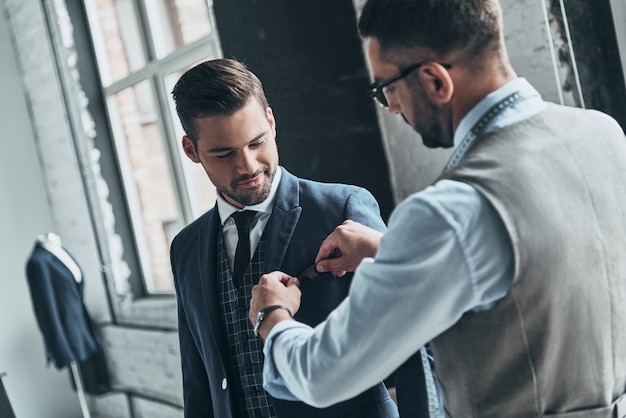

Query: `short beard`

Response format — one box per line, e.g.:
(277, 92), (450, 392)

(416, 122), (454, 149)
(221, 166), (276, 207)
(410, 91), (454, 149)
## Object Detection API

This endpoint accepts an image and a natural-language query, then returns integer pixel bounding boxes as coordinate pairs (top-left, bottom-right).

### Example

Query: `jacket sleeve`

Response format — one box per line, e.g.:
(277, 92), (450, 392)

(345, 187), (442, 417)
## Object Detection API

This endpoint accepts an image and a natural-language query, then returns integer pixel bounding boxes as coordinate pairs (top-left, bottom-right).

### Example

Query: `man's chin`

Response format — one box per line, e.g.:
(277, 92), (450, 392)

(422, 136), (454, 149)
(229, 189), (271, 207)
(421, 140), (454, 149)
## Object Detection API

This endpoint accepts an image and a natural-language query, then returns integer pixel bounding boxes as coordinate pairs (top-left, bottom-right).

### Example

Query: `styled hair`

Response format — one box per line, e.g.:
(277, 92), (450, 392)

(171, 58), (269, 145)
(358, 0), (501, 61)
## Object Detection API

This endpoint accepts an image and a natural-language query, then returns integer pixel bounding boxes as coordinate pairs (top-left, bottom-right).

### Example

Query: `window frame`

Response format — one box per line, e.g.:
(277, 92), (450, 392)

(83, 0), (222, 295)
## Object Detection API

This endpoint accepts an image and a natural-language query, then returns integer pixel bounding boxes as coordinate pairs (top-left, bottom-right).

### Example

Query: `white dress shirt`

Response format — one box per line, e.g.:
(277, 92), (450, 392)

(217, 168), (282, 272)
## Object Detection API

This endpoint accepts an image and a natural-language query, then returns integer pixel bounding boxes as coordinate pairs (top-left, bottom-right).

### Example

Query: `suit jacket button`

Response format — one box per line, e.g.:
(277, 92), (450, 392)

(221, 378), (228, 390)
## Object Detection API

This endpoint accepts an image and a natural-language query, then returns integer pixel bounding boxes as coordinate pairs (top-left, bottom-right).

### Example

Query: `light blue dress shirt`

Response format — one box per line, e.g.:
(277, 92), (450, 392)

(262, 78), (547, 410)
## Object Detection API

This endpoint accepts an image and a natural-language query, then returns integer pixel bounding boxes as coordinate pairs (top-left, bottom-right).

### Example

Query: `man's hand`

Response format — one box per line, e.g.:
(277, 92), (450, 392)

(250, 271), (302, 340)
(315, 220), (383, 277)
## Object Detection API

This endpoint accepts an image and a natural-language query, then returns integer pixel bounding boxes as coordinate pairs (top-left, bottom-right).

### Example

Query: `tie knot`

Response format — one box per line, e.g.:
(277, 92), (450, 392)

(231, 210), (257, 231)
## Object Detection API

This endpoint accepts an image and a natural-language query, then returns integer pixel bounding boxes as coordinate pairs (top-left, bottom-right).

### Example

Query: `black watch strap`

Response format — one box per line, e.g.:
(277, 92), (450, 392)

(254, 304), (293, 338)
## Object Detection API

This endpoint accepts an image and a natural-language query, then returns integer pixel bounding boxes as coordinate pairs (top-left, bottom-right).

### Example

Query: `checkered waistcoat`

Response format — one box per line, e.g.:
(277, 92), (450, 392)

(217, 222), (276, 418)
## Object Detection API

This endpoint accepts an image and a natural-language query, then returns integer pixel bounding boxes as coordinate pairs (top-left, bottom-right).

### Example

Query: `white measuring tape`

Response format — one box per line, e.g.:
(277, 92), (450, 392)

(444, 91), (524, 172)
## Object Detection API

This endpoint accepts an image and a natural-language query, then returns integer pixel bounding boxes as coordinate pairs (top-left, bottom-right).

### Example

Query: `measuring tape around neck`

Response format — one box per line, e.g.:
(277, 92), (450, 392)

(444, 91), (523, 172)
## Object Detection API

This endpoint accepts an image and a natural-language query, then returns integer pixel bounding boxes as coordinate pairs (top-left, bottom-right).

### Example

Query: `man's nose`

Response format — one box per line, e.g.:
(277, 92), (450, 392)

(386, 96), (402, 115)
(238, 147), (259, 173)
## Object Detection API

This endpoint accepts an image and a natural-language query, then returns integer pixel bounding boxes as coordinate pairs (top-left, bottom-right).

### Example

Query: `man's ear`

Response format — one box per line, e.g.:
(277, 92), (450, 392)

(266, 107), (276, 136)
(182, 136), (200, 163)
(419, 62), (454, 105)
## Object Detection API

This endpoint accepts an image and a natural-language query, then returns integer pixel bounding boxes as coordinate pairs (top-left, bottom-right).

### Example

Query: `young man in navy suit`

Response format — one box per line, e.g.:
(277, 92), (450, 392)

(170, 58), (433, 418)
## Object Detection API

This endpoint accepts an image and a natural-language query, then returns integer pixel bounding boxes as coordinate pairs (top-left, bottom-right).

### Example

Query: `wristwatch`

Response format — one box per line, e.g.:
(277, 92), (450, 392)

(253, 304), (293, 338)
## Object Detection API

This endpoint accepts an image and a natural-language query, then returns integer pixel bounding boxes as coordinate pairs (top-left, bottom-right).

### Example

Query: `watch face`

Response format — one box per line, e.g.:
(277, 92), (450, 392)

(254, 311), (264, 337)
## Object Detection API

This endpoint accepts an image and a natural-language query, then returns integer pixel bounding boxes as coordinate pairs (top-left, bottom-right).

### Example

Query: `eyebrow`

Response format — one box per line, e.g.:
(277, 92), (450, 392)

(207, 130), (268, 154)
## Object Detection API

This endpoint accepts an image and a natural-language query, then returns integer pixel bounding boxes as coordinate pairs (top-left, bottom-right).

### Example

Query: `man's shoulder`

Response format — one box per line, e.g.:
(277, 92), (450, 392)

(297, 179), (375, 215)
(171, 209), (216, 251)
(278, 168), (373, 209)
(538, 103), (622, 133)
(281, 167), (363, 192)
(295, 175), (368, 198)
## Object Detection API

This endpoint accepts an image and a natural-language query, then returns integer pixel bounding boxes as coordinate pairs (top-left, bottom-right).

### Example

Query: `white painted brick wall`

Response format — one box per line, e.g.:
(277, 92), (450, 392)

(133, 397), (184, 418)
(4, 0), (182, 416)
(90, 392), (132, 418)
(4, 0), (111, 322)
(100, 326), (183, 408)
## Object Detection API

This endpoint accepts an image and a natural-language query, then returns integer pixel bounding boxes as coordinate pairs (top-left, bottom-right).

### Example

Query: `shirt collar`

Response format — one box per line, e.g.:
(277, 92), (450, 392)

(454, 77), (543, 148)
(217, 167), (282, 225)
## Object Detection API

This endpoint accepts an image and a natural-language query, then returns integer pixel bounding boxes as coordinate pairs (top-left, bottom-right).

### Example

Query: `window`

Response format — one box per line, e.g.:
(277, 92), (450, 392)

(84, 0), (221, 293)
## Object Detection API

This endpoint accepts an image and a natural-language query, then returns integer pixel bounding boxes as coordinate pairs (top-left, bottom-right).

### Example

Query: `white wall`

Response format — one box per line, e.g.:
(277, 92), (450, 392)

(610, 0), (626, 87)
(0, 3), (82, 417)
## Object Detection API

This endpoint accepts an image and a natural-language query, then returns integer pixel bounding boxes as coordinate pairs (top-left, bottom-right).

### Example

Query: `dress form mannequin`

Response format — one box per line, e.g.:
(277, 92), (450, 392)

(36, 232), (82, 283)
(29, 232), (93, 417)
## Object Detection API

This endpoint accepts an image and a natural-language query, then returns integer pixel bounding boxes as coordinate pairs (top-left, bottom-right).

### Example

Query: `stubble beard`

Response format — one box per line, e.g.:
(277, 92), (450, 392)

(417, 123), (453, 149)
(221, 166), (276, 207)
(412, 95), (453, 149)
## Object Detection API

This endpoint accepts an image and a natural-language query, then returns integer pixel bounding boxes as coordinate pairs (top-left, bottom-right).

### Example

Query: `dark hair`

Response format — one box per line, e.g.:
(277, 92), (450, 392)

(171, 58), (269, 145)
(358, 0), (501, 61)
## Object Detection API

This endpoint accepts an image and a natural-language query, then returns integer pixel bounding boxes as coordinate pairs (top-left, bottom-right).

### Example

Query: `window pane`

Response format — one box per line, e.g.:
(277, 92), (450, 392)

(85, 0), (222, 294)
(88, 0), (147, 85)
(110, 80), (183, 292)
(165, 69), (217, 218)
(146, 0), (215, 58)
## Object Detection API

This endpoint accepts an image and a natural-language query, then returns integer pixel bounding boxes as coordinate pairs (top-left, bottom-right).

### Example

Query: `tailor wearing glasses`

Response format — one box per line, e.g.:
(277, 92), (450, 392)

(367, 61), (452, 107)
(252, 0), (626, 416)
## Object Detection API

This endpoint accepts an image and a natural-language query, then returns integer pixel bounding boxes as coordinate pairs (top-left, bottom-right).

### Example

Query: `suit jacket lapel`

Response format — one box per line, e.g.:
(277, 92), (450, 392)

(264, 168), (302, 273)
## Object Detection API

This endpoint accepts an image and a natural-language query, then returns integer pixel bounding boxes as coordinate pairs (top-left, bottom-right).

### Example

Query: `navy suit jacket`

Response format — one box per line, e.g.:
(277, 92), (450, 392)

(25, 244), (101, 369)
(171, 167), (399, 418)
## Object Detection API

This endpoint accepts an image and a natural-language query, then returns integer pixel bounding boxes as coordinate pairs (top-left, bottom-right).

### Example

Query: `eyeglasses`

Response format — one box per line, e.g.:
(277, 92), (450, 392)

(366, 61), (452, 107)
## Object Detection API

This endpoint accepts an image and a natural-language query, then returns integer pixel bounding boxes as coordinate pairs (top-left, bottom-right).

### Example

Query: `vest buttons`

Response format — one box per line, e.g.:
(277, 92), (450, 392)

(221, 378), (228, 390)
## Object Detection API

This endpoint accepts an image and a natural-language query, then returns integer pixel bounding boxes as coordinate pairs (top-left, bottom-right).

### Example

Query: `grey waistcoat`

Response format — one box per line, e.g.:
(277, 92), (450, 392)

(433, 103), (626, 418)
